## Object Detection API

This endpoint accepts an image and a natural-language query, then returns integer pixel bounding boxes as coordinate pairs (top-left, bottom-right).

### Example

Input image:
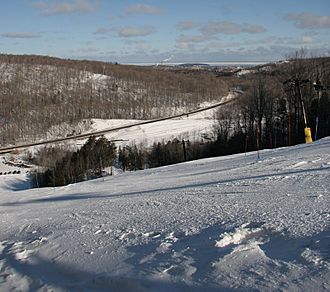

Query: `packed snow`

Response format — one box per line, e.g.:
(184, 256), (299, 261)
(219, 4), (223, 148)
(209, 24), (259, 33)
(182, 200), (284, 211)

(0, 135), (329, 291)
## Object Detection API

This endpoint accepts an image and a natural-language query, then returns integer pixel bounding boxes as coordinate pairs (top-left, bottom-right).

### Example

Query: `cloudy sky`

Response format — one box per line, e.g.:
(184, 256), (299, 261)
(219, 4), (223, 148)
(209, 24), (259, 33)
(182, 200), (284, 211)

(1, 0), (330, 63)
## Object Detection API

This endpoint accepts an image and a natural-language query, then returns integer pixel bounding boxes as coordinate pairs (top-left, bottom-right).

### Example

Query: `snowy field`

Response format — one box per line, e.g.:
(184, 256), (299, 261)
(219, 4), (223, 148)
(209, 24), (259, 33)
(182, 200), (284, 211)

(0, 137), (329, 291)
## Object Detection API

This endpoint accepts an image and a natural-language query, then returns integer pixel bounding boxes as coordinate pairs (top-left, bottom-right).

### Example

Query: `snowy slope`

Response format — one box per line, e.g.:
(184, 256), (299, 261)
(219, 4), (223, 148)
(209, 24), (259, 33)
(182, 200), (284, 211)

(88, 116), (216, 147)
(0, 138), (329, 291)
(84, 96), (232, 147)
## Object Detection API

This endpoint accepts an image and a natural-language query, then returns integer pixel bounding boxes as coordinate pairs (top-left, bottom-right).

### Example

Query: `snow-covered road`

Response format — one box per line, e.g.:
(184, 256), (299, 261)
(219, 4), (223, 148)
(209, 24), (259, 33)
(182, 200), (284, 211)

(0, 138), (329, 291)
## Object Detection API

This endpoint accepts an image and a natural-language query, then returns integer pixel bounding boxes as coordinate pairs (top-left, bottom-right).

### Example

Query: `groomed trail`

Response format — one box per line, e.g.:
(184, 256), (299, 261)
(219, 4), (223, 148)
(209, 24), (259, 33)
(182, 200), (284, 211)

(0, 138), (329, 291)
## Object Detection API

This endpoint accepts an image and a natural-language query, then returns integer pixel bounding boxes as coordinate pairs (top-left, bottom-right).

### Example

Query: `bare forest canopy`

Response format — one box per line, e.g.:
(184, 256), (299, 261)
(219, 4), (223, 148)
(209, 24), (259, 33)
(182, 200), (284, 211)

(0, 53), (330, 149)
(0, 54), (228, 146)
(218, 55), (330, 149)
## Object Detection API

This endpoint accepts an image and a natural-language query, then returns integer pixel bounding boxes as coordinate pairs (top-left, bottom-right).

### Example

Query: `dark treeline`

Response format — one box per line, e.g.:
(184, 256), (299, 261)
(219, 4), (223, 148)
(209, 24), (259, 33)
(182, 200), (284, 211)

(116, 134), (258, 173)
(118, 139), (197, 171)
(117, 139), (213, 171)
(223, 54), (330, 148)
(33, 134), (244, 187)
(33, 136), (116, 187)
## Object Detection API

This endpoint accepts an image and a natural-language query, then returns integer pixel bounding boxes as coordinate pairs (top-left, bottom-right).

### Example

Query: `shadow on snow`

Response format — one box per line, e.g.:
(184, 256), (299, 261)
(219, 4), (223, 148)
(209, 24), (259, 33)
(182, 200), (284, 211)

(1, 166), (329, 207)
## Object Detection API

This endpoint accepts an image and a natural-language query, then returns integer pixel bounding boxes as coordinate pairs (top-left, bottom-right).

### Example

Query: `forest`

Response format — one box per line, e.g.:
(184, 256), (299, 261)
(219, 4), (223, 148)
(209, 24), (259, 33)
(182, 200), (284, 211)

(0, 54), (228, 146)
(1, 53), (329, 149)
(32, 136), (116, 187)
(1, 53), (330, 186)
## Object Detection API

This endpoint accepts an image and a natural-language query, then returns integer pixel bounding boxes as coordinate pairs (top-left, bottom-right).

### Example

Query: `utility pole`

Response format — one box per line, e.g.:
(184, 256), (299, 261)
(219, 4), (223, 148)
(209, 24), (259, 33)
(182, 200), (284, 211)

(313, 78), (330, 140)
(256, 126), (260, 159)
(284, 78), (312, 144)
(182, 140), (187, 161)
(99, 157), (103, 177)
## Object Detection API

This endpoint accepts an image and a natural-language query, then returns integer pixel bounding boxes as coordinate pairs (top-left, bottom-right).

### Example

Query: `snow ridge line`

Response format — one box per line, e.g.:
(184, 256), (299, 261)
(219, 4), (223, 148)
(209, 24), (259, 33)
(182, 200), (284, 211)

(0, 94), (239, 154)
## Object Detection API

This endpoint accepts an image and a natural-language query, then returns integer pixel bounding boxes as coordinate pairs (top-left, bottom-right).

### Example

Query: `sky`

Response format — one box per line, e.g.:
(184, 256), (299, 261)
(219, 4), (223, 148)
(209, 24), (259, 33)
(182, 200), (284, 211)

(0, 0), (330, 63)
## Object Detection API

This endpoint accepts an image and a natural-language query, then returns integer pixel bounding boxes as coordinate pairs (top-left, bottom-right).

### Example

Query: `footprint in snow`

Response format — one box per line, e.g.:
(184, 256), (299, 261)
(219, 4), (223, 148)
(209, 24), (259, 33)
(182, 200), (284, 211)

(142, 231), (161, 239)
(1, 241), (33, 263)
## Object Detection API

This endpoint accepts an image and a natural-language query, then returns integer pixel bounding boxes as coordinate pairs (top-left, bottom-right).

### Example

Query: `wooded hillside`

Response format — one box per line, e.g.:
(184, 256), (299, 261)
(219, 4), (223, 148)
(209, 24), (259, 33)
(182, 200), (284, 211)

(220, 55), (330, 149)
(1, 53), (329, 150)
(0, 54), (228, 146)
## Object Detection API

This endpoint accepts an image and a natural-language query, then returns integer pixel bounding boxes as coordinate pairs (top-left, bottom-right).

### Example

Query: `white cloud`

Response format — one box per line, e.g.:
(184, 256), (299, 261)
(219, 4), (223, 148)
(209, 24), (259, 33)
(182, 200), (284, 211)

(200, 21), (266, 35)
(201, 21), (241, 35)
(175, 21), (266, 50)
(285, 12), (330, 29)
(94, 27), (110, 35)
(125, 4), (162, 15)
(114, 26), (155, 38)
(176, 34), (210, 49)
(33, 0), (98, 16)
(124, 40), (152, 51)
(176, 21), (200, 31)
(242, 23), (267, 34)
(125, 39), (147, 45)
(73, 47), (101, 54)
(177, 34), (209, 43)
(261, 35), (318, 46)
(301, 36), (315, 44)
(1, 32), (40, 38)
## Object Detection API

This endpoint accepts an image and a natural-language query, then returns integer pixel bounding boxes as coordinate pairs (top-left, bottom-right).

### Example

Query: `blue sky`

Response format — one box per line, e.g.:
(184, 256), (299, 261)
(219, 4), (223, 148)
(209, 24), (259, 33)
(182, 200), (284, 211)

(1, 0), (329, 63)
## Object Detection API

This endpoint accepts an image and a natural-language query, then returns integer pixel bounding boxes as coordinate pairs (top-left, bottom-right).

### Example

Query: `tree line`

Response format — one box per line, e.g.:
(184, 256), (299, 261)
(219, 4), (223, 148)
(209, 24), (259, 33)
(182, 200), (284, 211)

(32, 136), (116, 187)
(32, 134), (243, 187)
(223, 53), (330, 149)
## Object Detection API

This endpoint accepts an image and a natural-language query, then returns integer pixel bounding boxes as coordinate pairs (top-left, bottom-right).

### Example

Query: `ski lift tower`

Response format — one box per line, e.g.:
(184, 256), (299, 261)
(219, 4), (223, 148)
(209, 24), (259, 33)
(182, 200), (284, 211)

(284, 77), (312, 144)
(313, 78), (330, 140)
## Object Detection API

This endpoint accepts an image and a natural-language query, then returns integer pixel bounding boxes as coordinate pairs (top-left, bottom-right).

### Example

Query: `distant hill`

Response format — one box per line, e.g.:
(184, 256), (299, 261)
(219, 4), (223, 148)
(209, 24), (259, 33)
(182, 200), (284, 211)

(0, 54), (228, 146)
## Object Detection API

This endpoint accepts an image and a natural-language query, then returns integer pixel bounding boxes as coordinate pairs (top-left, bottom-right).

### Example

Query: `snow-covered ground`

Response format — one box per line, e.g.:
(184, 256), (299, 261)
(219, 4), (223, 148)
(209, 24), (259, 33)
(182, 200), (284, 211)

(0, 136), (329, 291)
(62, 97), (226, 149)
(88, 115), (216, 148)
(83, 94), (239, 148)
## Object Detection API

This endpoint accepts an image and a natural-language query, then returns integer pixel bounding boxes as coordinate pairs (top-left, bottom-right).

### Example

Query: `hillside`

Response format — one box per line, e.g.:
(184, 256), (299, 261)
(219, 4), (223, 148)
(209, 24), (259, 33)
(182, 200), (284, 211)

(0, 54), (228, 147)
(1, 54), (329, 156)
(0, 137), (329, 291)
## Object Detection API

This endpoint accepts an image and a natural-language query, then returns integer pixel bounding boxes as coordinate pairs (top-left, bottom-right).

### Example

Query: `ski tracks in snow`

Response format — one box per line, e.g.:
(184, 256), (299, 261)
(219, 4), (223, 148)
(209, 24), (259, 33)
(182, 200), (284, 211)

(0, 138), (330, 291)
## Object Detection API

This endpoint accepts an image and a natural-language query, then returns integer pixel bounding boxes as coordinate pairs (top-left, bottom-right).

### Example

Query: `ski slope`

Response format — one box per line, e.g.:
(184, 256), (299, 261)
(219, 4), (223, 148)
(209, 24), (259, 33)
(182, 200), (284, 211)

(0, 138), (329, 291)
(87, 95), (235, 147)
(88, 116), (215, 148)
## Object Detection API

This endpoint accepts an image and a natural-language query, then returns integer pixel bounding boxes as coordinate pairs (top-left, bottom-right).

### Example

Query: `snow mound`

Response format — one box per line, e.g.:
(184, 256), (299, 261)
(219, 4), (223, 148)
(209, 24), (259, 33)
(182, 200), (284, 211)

(215, 223), (264, 247)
